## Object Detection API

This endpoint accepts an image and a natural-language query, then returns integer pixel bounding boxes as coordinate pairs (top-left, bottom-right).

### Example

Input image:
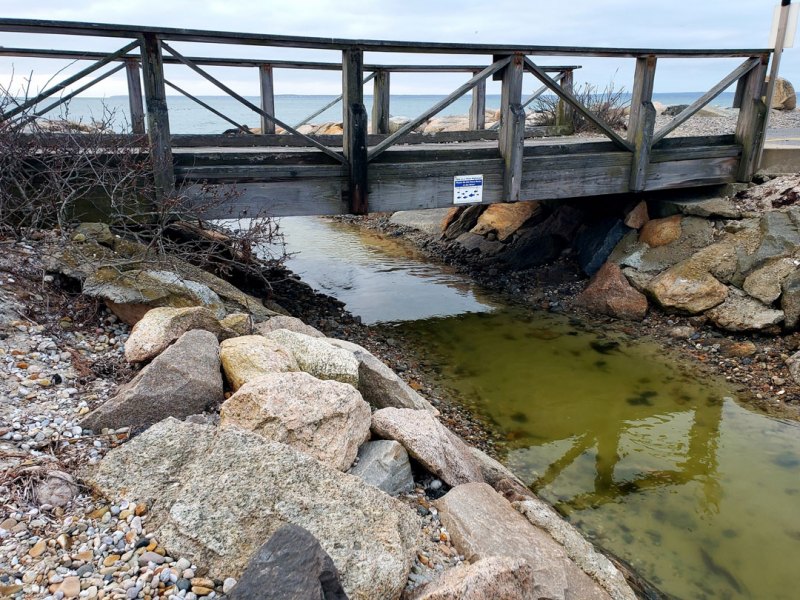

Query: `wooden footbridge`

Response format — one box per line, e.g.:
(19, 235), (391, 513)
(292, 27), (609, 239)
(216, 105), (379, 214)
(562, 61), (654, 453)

(0, 19), (778, 217)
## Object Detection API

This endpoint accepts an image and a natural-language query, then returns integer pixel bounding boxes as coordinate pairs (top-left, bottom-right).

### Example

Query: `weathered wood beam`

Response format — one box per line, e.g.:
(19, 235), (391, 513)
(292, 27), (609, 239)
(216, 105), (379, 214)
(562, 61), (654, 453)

(0, 47), (579, 73)
(139, 33), (175, 199)
(0, 18), (771, 57)
(125, 59), (145, 134)
(469, 72), (486, 130)
(499, 54), (525, 201)
(295, 72), (375, 128)
(554, 69), (574, 132)
(259, 64), (276, 134)
(0, 39), (139, 121)
(368, 56), (512, 160)
(160, 42), (345, 164)
(29, 63), (125, 121)
(343, 48), (369, 214)
(628, 56), (657, 191)
(371, 70), (390, 134)
(736, 56), (769, 181)
(523, 57), (633, 151)
(652, 57), (760, 144)
(164, 79), (250, 134)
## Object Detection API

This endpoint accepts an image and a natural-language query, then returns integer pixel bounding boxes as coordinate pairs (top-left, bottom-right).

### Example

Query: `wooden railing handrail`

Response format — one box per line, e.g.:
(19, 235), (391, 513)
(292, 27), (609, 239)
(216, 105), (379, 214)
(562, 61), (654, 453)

(0, 47), (579, 73)
(0, 18), (772, 58)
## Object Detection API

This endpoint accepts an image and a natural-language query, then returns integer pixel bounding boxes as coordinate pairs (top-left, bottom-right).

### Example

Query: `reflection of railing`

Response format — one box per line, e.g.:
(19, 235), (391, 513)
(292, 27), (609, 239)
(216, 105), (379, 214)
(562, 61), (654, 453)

(0, 18), (774, 216)
(532, 399), (723, 517)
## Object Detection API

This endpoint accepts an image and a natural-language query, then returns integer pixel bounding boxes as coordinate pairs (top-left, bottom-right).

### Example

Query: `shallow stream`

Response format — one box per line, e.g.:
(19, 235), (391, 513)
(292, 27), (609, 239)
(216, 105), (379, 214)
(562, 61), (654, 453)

(277, 216), (800, 600)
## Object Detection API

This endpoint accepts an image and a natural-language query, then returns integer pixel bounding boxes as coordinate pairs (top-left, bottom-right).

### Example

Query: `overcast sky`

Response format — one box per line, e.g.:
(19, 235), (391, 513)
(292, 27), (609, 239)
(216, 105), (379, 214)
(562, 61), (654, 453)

(0, 0), (797, 98)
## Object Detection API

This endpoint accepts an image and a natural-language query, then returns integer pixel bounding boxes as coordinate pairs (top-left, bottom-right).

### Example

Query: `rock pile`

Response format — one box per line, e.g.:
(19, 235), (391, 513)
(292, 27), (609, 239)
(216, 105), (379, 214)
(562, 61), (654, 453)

(73, 300), (634, 599)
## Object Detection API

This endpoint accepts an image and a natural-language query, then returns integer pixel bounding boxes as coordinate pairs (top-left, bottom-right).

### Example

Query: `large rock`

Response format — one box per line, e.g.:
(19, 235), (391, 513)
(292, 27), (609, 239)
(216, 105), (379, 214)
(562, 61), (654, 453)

(220, 372), (370, 472)
(82, 330), (223, 433)
(264, 329), (359, 387)
(124, 306), (232, 363)
(83, 268), (226, 326)
(660, 196), (741, 219)
(739, 211), (800, 274)
(409, 556), (534, 600)
(256, 315), (325, 338)
(647, 262), (729, 313)
(767, 76), (797, 110)
(787, 350), (800, 385)
(46, 238), (277, 322)
(389, 209), (455, 235)
(742, 257), (796, 304)
(442, 205), (484, 241)
(618, 216), (715, 274)
(85, 418), (419, 600)
(436, 483), (611, 600)
(576, 218), (630, 276)
(470, 202), (540, 242)
(371, 408), (483, 487)
(576, 262), (648, 321)
(454, 232), (504, 256)
(781, 270), (800, 329)
(706, 288), (784, 332)
(349, 440), (415, 496)
(220, 335), (299, 391)
(227, 524), (347, 600)
(623, 201), (649, 229)
(639, 215), (682, 247)
(515, 499), (636, 600)
(498, 205), (584, 271)
(327, 339), (438, 413)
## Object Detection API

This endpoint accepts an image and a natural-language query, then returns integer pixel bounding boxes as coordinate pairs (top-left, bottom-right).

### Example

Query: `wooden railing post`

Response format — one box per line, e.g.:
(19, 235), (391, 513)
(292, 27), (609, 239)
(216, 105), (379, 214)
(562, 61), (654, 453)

(469, 71), (486, 130)
(736, 55), (769, 181)
(125, 58), (145, 135)
(343, 48), (368, 214)
(555, 68), (574, 133)
(259, 64), (276, 134)
(628, 56), (657, 191)
(499, 54), (525, 202)
(139, 33), (174, 199)
(371, 69), (390, 134)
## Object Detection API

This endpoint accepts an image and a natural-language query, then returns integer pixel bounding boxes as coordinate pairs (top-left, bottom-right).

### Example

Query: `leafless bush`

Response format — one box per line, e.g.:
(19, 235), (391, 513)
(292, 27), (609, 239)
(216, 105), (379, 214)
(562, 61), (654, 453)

(533, 80), (629, 134)
(0, 74), (286, 282)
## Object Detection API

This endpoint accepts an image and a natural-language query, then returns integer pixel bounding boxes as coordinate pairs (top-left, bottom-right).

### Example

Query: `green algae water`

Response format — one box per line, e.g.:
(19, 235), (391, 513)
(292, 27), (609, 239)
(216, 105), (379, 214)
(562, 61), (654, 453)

(397, 309), (800, 600)
(270, 216), (800, 599)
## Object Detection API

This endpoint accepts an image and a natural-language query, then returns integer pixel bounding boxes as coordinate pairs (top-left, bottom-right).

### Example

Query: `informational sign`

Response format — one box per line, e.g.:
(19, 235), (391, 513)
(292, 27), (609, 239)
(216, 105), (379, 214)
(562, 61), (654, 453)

(453, 174), (484, 204)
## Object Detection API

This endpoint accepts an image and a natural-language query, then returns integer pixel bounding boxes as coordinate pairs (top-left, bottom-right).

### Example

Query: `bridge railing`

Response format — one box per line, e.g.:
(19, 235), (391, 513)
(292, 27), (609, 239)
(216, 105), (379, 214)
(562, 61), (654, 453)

(0, 18), (773, 214)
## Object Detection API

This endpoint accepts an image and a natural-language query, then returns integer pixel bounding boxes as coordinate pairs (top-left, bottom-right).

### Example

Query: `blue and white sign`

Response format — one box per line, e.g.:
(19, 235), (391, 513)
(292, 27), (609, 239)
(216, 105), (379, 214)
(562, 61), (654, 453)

(453, 174), (484, 205)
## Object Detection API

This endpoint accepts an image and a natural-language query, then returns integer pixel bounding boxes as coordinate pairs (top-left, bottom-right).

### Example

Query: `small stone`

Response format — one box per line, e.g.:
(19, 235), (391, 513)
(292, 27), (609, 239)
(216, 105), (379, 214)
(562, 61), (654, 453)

(58, 576), (81, 598)
(29, 539), (47, 557)
(103, 554), (121, 567)
(222, 578), (237, 594)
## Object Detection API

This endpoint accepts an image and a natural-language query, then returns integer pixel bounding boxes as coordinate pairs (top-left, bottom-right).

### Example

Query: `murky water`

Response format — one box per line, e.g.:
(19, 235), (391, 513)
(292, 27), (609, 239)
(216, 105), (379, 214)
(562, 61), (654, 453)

(274, 216), (800, 600)
(276, 217), (496, 324)
(398, 310), (800, 600)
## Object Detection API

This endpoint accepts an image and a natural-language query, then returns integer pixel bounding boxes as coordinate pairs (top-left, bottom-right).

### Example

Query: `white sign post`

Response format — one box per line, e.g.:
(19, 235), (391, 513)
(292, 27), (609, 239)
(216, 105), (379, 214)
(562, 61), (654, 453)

(453, 174), (484, 204)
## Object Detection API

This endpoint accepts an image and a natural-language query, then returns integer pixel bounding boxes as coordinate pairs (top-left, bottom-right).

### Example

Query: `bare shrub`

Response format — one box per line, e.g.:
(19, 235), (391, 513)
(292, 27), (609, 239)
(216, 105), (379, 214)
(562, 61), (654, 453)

(0, 73), (286, 283)
(533, 79), (629, 134)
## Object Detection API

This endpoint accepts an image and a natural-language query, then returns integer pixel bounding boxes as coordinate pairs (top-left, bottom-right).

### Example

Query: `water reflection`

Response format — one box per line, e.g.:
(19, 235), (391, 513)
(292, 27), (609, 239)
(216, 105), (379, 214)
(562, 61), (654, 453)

(399, 310), (800, 600)
(270, 217), (497, 324)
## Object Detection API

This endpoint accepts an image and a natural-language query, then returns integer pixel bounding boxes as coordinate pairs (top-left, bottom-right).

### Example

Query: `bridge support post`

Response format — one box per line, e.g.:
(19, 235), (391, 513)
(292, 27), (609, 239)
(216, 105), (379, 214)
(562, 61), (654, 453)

(628, 56), (657, 191)
(555, 68), (574, 133)
(125, 58), (145, 135)
(343, 48), (368, 214)
(469, 71), (486, 130)
(259, 64), (276, 134)
(371, 69), (390, 134)
(736, 55), (769, 181)
(139, 33), (174, 200)
(499, 54), (525, 202)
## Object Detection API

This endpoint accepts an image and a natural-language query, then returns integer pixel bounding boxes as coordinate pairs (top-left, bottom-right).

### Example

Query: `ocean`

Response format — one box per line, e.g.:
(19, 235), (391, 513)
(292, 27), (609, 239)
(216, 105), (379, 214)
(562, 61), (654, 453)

(39, 92), (736, 135)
